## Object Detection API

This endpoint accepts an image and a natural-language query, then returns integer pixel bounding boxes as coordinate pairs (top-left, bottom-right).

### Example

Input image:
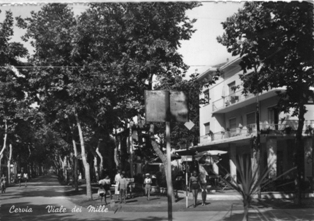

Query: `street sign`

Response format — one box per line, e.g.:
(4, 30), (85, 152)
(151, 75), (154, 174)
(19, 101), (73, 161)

(170, 91), (188, 122)
(145, 90), (169, 122)
(184, 120), (195, 130)
(145, 90), (189, 123)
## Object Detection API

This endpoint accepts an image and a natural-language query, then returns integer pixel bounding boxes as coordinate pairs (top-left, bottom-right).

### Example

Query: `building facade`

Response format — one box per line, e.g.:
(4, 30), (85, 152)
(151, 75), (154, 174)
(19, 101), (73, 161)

(196, 57), (314, 190)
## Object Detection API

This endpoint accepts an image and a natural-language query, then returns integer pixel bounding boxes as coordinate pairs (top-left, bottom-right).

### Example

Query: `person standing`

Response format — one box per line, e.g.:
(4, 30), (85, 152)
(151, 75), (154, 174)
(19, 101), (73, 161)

(201, 182), (207, 206)
(199, 164), (208, 206)
(17, 172), (22, 187)
(144, 173), (152, 200)
(189, 171), (201, 208)
(114, 170), (121, 200)
(118, 173), (128, 204)
(23, 172), (28, 187)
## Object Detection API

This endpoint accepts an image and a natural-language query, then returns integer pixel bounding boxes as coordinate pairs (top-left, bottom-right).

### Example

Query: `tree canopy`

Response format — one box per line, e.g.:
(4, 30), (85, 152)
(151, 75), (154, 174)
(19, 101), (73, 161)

(217, 2), (314, 115)
(13, 2), (201, 198)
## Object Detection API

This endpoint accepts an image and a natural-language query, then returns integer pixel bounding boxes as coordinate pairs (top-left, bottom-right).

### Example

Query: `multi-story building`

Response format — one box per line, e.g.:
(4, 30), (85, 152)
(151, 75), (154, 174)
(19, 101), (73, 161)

(196, 57), (314, 188)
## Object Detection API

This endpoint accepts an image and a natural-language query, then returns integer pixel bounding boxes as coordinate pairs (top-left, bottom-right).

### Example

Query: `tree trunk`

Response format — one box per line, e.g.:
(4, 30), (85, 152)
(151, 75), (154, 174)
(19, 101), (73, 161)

(294, 105), (306, 205)
(96, 146), (103, 179)
(94, 154), (98, 182)
(59, 156), (67, 181)
(7, 144), (12, 184)
(0, 120), (8, 178)
(75, 111), (92, 199)
(68, 119), (79, 191)
(114, 147), (119, 168)
(151, 139), (175, 202)
(129, 125), (134, 178)
(0, 154), (3, 180)
(242, 204), (249, 221)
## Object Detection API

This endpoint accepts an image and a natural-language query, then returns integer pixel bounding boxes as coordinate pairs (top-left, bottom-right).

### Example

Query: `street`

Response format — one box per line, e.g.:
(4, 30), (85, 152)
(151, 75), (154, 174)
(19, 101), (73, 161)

(1, 175), (313, 221)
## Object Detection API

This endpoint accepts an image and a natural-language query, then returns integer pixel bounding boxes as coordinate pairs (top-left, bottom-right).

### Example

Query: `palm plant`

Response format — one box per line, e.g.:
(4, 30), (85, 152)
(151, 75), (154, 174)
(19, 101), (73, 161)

(218, 155), (296, 221)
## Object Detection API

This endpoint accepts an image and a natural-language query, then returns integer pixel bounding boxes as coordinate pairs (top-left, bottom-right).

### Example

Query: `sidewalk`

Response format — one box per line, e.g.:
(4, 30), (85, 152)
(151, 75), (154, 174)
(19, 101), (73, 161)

(2, 175), (313, 221)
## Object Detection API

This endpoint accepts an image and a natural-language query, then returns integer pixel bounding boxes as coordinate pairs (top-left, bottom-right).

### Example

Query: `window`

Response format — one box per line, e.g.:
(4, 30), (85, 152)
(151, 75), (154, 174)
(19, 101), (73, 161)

(203, 89), (210, 105)
(268, 107), (279, 129)
(204, 122), (210, 135)
(246, 112), (256, 127)
(228, 81), (236, 95)
(229, 118), (237, 136)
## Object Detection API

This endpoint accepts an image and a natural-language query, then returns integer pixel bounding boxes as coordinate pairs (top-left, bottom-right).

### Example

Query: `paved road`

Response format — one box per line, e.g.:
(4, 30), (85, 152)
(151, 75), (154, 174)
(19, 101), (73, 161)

(0, 175), (313, 221)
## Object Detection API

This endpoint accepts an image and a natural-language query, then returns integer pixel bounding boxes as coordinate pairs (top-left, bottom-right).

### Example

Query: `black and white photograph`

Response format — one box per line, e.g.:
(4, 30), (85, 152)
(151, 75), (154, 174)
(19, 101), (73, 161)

(0, 0), (313, 220)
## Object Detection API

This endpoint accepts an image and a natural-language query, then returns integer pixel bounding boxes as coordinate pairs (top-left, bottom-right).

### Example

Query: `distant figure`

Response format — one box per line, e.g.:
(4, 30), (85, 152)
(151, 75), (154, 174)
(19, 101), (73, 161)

(144, 173), (152, 200)
(189, 171), (201, 208)
(23, 172), (29, 187)
(98, 175), (112, 205)
(201, 182), (207, 206)
(17, 172), (22, 187)
(174, 171), (184, 199)
(118, 173), (128, 204)
(1, 174), (6, 193)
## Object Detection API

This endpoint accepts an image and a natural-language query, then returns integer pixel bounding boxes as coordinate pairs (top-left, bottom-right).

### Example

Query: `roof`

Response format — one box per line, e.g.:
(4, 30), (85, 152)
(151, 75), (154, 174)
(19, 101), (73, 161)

(197, 57), (241, 81)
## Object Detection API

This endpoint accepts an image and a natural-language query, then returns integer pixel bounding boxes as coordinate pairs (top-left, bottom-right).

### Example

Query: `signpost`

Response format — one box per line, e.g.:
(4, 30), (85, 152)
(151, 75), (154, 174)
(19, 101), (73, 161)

(145, 90), (188, 221)
(184, 120), (195, 208)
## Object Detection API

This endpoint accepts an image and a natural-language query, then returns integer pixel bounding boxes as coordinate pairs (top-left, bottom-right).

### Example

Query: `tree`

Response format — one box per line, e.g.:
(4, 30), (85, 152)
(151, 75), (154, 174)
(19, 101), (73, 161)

(217, 2), (314, 204)
(0, 9), (28, 177)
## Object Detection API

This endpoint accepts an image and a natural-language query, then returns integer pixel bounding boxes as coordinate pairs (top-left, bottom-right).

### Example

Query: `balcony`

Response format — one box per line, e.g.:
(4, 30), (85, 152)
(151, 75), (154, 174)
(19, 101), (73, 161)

(212, 88), (285, 114)
(199, 120), (314, 145)
(200, 124), (257, 145)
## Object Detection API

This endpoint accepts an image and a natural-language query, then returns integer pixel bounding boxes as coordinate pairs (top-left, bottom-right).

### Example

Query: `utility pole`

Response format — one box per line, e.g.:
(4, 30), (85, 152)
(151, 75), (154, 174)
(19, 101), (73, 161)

(256, 93), (261, 198)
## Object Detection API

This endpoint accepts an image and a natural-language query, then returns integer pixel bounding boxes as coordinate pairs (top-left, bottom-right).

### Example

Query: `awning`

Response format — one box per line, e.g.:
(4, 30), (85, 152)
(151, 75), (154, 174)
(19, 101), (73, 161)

(149, 154), (181, 163)
(195, 150), (227, 158)
(173, 148), (199, 156)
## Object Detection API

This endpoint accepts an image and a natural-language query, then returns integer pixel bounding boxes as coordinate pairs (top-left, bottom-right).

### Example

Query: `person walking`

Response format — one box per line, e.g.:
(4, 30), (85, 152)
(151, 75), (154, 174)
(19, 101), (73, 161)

(23, 172), (29, 187)
(98, 175), (112, 205)
(114, 170), (121, 200)
(189, 170), (201, 208)
(118, 173), (128, 204)
(201, 182), (207, 206)
(144, 173), (152, 200)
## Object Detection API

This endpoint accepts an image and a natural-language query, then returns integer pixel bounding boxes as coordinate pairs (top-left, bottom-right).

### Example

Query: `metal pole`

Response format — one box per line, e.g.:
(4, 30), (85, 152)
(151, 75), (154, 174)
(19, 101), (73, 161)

(256, 94), (261, 198)
(186, 142), (189, 208)
(166, 121), (173, 221)
(186, 163), (188, 208)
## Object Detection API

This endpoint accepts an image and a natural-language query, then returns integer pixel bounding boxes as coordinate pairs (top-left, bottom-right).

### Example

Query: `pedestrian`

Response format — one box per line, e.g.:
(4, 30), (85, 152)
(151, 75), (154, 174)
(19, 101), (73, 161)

(23, 172), (29, 187)
(174, 171), (183, 199)
(118, 172), (128, 204)
(189, 170), (201, 208)
(144, 173), (152, 200)
(199, 164), (208, 206)
(1, 174), (6, 193)
(201, 182), (207, 206)
(98, 175), (112, 205)
(17, 172), (22, 187)
(114, 170), (121, 200)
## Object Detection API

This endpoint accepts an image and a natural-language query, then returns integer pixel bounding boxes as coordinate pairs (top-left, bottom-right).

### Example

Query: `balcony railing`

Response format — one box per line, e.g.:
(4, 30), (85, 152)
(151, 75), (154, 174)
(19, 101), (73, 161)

(212, 89), (254, 112)
(199, 120), (314, 144)
(200, 124), (257, 144)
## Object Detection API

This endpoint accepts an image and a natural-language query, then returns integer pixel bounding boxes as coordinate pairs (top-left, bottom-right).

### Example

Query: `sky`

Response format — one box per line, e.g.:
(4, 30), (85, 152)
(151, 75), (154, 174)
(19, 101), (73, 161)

(0, 1), (244, 76)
